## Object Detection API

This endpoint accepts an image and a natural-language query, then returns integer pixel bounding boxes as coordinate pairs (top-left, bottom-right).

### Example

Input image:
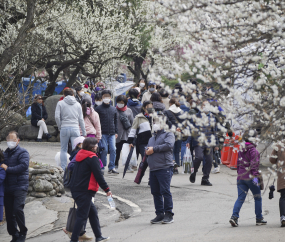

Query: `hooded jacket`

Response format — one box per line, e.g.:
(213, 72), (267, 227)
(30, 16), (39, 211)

(69, 149), (110, 195)
(127, 99), (142, 118)
(80, 107), (101, 140)
(237, 142), (260, 180)
(55, 95), (86, 136)
(152, 101), (165, 112)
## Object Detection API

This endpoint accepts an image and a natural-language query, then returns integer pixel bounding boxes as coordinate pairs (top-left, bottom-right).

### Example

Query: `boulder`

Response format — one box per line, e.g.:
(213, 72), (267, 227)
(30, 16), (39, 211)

(33, 179), (53, 192)
(30, 169), (51, 175)
(49, 190), (57, 196)
(30, 192), (47, 198)
(45, 95), (62, 125)
(18, 125), (57, 140)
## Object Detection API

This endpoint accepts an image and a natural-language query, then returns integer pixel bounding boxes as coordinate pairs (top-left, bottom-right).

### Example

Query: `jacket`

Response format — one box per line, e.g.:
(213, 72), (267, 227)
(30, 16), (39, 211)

(147, 130), (175, 171)
(31, 103), (48, 127)
(55, 96), (86, 136)
(237, 143), (260, 180)
(0, 167), (5, 221)
(152, 101), (165, 112)
(80, 107), (101, 140)
(75, 93), (82, 104)
(95, 103), (118, 135)
(164, 105), (184, 130)
(141, 90), (156, 103)
(3, 145), (29, 193)
(116, 108), (133, 143)
(269, 145), (285, 192)
(70, 149), (110, 195)
(128, 113), (152, 146)
(180, 101), (190, 113)
(127, 99), (142, 118)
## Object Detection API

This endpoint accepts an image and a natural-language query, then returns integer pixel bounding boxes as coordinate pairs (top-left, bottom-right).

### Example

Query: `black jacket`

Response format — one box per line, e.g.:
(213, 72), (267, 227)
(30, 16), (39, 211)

(31, 103), (48, 127)
(95, 103), (118, 135)
(164, 110), (184, 129)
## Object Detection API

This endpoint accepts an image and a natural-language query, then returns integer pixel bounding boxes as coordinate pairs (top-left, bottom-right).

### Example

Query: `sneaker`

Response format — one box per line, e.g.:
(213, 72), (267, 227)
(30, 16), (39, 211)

(108, 169), (119, 174)
(127, 167), (134, 173)
(79, 233), (93, 241)
(256, 218), (267, 226)
(45, 133), (52, 140)
(36, 138), (42, 142)
(96, 236), (110, 242)
(16, 235), (26, 242)
(201, 179), (212, 186)
(189, 173), (196, 183)
(162, 212), (174, 224)
(281, 216), (285, 227)
(212, 166), (220, 174)
(150, 214), (164, 224)
(10, 234), (19, 242)
(229, 216), (238, 227)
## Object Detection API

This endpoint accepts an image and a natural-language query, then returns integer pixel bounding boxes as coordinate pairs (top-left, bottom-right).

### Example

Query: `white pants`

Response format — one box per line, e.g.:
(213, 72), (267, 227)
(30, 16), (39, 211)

(37, 120), (48, 139)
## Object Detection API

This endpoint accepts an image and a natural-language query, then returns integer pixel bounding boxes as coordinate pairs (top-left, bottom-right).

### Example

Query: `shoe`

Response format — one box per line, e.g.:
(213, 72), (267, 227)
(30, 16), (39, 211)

(45, 133), (52, 140)
(162, 212), (174, 224)
(36, 138), (42, 142)
(79, 233), (93, 241)
(281, 216), (285, 227)
(96, 236), (110, 242)
(127, 167), (134, 173)
(189, 173), (196, 183)
(16, 234), (26, 242)
(150, 213), (164, 224)
(132, 165), (137, 171)
(229, 216), (238, 227)
(63, 227), (72, 239)
(108, 169), (119, 174)
(212, 166), (220, 174)
(174, 168), (179, 175)
(10, 234), (19, 242)
(256, 218), (267, 226)
(201, 179), (212, 186)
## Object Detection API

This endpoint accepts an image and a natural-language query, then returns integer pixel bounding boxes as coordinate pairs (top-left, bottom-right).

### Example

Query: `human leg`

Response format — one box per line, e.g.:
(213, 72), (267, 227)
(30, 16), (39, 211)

(150, 171), (164, 215)
(193, 146), (204, 173)
(280, 189), (285, 217)
(247, 180), (263, 219)
(88, 199), (102, 238)
(60, 127), (71, 170)
(139, 144), (147, 160)
(13, 191), (28, 236)
(115, 140), (125, 167)
(4, 193), (18, 236)
(100, 135), (108, 168)
(232, 180), (249, 218)
(70, 128), (80, 149)
(107, 135), (116, 171)
(202, 147), (213, 180)
(37, 120), (44, 139)
(173, 140), (182, 166)
(180, 141), (187, 165)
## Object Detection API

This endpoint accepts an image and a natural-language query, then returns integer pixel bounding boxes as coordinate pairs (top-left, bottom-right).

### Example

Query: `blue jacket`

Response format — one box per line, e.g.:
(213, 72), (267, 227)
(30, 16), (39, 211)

(3, 145), (29, 193)
(147, 130), (175, 171)
(127, 99), (142, 118)
(0, 166), (6, 197)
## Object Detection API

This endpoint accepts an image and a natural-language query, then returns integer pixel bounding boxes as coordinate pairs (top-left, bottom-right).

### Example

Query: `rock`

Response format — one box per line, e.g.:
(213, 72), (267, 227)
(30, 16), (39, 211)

(29, 181), (34, 187)
(29, 167), (35, 172)
(33, 165), (42, 169)
(45, 95), (62, 125)
(30, 192), (47, 198)
(56, 134), (60, 142)
(31, 169), (51, 175)
(56, 193), (62, 197)
(50, 175), (57, 179)
(25, 197), (36, 204)
(33, 179), (53, 192)
(0, 111), (25, 140)
(48, 136), (57, 142)
(58, 184), (65, 194)
(28, 186), (33, 192)
(51, 181), (57, 189)
(18, 125), (57, 140)
(49, 190), (57, 196)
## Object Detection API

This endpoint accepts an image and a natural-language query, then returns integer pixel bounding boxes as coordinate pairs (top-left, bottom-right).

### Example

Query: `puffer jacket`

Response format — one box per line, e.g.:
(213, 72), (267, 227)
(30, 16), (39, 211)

(237, 142), (260, 180)
(127, 99), (142, 118)
(147, 130), (175, 171)
(3, 145), (29, 193)
(95, 103), (118, 135)
(152, 101), (165, 112)
(270, 145), (285, 192)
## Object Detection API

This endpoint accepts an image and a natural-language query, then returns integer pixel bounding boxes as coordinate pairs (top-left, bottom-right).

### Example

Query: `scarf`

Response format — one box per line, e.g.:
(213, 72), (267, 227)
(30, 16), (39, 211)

(37, 103), (43, 117)
(116, 105), (127, 112)
(144, 112), (150, 118)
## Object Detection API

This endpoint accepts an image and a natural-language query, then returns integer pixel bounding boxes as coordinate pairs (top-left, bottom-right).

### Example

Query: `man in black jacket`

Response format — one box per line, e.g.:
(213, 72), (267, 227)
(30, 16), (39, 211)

(95, 90), (119, 174)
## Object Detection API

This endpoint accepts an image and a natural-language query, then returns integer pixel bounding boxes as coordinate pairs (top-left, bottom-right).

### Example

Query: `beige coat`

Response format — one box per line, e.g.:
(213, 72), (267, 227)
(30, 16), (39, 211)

(269, 146), (285, 192)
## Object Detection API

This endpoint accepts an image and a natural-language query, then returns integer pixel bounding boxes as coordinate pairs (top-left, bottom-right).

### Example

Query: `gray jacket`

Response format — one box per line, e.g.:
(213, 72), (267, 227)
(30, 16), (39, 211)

(116, 108), (133, 143)
(55, 96), (86, 136)
(147, 130), (175, 171)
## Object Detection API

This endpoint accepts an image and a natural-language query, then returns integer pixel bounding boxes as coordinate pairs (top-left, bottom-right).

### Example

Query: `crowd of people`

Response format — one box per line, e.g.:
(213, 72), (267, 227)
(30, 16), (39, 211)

(1, 78), (285, 242)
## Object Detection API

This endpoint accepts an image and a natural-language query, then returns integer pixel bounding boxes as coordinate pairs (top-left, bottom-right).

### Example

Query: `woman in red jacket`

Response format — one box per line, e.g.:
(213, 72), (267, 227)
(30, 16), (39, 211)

(69, 137), (112, 242)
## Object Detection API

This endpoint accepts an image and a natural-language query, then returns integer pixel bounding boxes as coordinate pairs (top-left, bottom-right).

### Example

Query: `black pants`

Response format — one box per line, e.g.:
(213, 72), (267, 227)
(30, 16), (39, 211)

(280, 189), (285, 217)
(137, 144), (147, 160)
(4, 190), (28, 236)
(71, 192), (101, 241)
(193, 146), (213, 180)
(115, 140), (127, 167)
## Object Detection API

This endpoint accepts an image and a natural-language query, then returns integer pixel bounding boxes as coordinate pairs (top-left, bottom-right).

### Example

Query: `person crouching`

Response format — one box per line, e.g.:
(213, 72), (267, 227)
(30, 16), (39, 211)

(146, 117), (175, 224)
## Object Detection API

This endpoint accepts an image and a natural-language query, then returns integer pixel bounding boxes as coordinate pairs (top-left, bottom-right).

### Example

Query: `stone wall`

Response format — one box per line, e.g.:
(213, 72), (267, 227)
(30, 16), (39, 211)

(28, 165), (65, 198)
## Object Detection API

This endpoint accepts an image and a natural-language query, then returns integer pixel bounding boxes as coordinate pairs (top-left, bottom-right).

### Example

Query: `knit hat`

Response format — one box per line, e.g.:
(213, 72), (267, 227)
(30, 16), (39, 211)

(72, 136), (85, 150)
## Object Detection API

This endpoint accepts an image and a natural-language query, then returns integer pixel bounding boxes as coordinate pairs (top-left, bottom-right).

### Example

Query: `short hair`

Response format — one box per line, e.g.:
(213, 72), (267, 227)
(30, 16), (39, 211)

(63, 88), (74, 96)
(116, 95), (128, 106)
(150, 92), (162, 103)
(8, 131), (19, 139)
(75, 86), (82, 92)
(129, 88), (139, 99)
(159, 88), (169, 98)
(101, 89), (112, 96)
(82, 137), (98, 151)
(141, 100), (152, 113)
(94, 92), (102, 100)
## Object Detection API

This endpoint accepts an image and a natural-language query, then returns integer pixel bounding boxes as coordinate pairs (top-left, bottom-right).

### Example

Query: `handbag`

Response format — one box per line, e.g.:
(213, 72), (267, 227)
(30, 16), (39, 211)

(118, 111), (131, 130)
(66, 202), (85, 233)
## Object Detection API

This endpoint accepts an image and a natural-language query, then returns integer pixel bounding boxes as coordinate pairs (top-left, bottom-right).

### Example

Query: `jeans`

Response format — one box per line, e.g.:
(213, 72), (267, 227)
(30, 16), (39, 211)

(37, 120), (48, 139)
(4, 190), (28, 236)
(115, 140), (127, 167)
(193, 146), (213, 180)
(150, 167), (173, 215)
(232, 179), (263, 219)
(101, 134), (116, 170)
(180, 141), (187, 165)
(71, 192), (101, 241)
(173, 140), (182, 166)
(280, 189), (285, 217)
(60, 127), (80, 170)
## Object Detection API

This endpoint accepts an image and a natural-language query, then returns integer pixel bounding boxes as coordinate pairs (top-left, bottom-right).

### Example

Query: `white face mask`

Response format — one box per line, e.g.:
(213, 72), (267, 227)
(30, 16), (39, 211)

(7, 141), (17, 149)
(95, 101), (102, 106)
(140, 83), (145, 88)
(79, 91), (85, 97)
(103, 98), (111, 104)
(153, 124), (161, 132)
(117, 103), (125, 108)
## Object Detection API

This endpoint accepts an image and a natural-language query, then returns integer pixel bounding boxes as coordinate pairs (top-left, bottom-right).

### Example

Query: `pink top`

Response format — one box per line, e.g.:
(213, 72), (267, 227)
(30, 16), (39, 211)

(80, 107), (101, 140)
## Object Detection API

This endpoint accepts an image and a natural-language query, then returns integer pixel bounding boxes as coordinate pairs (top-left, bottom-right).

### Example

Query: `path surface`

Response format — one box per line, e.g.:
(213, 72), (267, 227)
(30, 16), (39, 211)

(0, 142), (283, 242)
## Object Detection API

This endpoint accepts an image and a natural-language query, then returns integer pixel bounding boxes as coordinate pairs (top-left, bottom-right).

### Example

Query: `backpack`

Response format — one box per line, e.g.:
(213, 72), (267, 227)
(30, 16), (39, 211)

(118, 111), (131, 130)
(63, 167), (72, 188)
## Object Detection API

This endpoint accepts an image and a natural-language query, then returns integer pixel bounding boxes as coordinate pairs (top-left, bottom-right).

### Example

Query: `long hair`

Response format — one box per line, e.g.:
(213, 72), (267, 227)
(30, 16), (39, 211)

(82, 98), (92, 118)
(33, 95), (44, 106)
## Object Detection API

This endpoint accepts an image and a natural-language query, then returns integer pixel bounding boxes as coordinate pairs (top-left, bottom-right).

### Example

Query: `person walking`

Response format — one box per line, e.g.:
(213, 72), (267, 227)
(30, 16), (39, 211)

(0, 131), (29, 242)
(229, 130), (267, 227)
(0, 150), (6, 223)
(269, 143), (285, 227)
(69, 138), (111, 242)
(137, 78), (147, 101)
(95, 90), (119, 174)
(141, 81), (156, 103)
(146, 118), (175, 224)
(93, 93), (103, 108)
(150, 92), (165, 113)
(115, 95), (133, 169)
(127, 88), (142, 118)
(55, 88), (86, 170)
(31, 95), (52, 142)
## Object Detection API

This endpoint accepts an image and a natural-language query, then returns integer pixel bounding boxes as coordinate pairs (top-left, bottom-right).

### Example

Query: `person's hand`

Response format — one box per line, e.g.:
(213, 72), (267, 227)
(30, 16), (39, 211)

(115, 134), (118, 139)
(129, 144), (134, 150)
(0, 164), (8, 171)
(186, 143), (190, 148)
(146, 147), (154, 155)
(214, 147), (219, 151)
(106, 191), (112, 197)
